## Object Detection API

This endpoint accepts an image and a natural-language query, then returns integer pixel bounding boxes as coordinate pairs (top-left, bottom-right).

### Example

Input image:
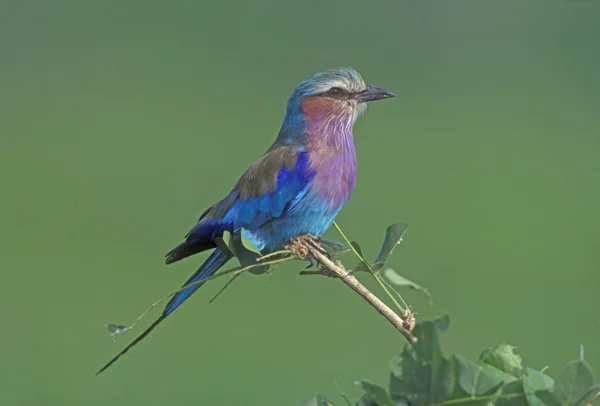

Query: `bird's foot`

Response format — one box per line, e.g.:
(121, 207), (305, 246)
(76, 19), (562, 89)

(299, 259), (350, 279)
(299, 266), (337, 278)
(304, 256), (318, 269)
(288, 234), (340, 278)
(285, 234), (330, 260)
(303, 235), (331, 259)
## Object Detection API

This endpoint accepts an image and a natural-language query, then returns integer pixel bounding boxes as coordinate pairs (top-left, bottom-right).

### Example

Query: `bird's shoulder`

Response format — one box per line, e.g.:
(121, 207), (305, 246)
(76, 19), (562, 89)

(234, 144), (310, 200)
(195, 145), (314, 225)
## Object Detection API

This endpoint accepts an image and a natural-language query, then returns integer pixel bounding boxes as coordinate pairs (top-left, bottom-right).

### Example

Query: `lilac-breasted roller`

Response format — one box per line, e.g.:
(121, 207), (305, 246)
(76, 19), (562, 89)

(97, 67), (394, 374)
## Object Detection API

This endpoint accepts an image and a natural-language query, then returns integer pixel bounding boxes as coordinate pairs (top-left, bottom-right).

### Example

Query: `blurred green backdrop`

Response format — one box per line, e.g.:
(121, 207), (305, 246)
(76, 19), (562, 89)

(1, 0), (599, 405)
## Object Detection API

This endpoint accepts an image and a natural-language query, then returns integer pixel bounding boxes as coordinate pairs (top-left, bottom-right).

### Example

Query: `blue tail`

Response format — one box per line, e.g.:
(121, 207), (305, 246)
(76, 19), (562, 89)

(163, 249), (231, 316)
(96, 249), (231, 375)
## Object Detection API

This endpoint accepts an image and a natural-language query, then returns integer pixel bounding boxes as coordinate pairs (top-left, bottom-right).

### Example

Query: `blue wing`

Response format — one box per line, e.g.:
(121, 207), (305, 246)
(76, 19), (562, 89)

(235, 148), (314, 233)
(166, 146), (314, 263)
(97, 146), (316, 375)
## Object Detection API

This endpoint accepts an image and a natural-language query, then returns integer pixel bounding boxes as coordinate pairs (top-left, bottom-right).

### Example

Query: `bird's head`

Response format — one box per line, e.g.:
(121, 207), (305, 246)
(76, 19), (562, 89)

(279, 67), (395, 142)
(292, 67), (395, 109)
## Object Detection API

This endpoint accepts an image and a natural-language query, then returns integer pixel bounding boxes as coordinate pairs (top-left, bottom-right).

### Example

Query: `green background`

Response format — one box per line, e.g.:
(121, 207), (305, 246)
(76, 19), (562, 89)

(1, 0), (599, 405)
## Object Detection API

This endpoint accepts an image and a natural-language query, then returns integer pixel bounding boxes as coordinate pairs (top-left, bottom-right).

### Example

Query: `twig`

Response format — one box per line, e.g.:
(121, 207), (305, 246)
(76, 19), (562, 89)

(289, 235), (416, 343)
(332, 221), (407, 313)
(258, 249), (292, 261)
(588, 391), (600, 406)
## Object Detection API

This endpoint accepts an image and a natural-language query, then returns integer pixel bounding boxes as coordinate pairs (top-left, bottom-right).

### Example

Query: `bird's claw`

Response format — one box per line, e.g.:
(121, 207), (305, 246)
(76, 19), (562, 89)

(302, 235), (331, 259)
(304, 256), (318, 269)
(286, 234), (329, 260)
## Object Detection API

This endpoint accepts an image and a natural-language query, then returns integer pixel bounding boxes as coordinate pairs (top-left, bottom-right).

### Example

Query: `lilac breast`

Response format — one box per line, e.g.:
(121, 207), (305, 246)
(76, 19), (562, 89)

(307, 142), (356, 208)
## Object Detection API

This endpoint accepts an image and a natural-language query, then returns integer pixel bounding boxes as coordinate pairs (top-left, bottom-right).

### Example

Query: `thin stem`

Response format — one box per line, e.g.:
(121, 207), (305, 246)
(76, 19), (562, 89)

(258, 249), (292, 261)
(431, 392), (523, 405)
(380, 276), (410, 309)
(334, 381), (352, 406)
(332, 221), (365, 262)
(372, 273), (406, 313)
(125, 255), (295, 331)
(209, 254), (294, 303)
(208, 274), (241, 304)
(332, 221), (405, 313)
(231, 257), (294, 276)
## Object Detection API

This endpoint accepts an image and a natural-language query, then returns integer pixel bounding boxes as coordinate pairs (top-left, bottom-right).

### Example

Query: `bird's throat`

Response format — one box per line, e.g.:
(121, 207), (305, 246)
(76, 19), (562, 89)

(301, 97), (358, 208)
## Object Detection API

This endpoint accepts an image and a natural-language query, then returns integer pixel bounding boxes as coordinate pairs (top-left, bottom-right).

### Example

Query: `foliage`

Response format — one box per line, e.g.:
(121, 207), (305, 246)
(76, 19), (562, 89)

(305, 315), (599, 405)
(104, 220), (599, 406)
(302, 223), (599, 406)
(215, 229), (266, 275)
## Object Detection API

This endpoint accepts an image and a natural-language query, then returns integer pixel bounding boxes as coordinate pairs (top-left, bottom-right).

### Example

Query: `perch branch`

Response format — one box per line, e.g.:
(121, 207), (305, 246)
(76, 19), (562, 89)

(288, 236), (416, 343)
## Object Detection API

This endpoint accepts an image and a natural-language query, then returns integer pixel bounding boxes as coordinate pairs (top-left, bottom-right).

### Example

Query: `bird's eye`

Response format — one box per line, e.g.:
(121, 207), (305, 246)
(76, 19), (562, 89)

(329, 87), (343, 93)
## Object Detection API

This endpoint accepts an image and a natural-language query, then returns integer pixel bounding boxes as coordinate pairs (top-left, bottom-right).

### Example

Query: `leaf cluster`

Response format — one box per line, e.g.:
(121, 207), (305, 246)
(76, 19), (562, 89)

(304, 316), (599, 406)
(215, 229), (266, 274)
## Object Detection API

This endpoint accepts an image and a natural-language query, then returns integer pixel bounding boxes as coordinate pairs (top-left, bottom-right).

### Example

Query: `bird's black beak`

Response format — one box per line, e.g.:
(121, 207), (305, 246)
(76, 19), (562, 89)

(356, 85), (395, 103)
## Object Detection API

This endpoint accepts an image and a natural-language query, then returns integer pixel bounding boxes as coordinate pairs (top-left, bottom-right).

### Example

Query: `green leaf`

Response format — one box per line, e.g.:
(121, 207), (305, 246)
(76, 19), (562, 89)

(452, 354), (507, 398)
(236, 234), (265, 275)
(389, 348), (418, 400)
(522, 367), (554, 406)
(394, 321), (453, 403)
(402, 362), (452, 404)
(372, 223), (408, 270)
(354, 380), (394, 406)
(218, 230), (267, 275)
(355, 393), (376, 406)
(432, 314), (450, 333)
(350, 241), (364, 258)
(479, 343), (523, 378)
(105, 324), (130, 340)
(391, 348), (451, 404)
(241, 231), (262, 255)
(300, 394), (335, 406)
(553, 360), (598, 406)
(382, 268), (429, 296)
(412, 320), (445, 365)
(349, 241), (370, 273)
(439, 356), (458, 401)
(353, 262), (370, 273)
(390, 349), (422, 403)
(318, 240), (351, 257)
(535, 390), (562, 406)
(495, 381), (528, 406)
(214, 233), (234, 257)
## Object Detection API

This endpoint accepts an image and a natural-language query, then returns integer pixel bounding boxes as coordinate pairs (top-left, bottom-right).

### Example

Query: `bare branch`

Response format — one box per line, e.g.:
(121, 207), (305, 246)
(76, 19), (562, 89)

(287, 235), (417, 344)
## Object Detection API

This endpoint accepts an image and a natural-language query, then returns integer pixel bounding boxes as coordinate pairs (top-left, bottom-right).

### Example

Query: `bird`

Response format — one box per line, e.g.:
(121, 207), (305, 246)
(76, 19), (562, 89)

(96, 67), (395, 375)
